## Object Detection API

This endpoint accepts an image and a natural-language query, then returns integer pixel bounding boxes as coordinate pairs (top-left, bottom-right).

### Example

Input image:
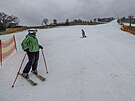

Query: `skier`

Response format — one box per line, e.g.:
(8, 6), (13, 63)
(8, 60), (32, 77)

(21, 29), (43, 78)
(81, 29), (86, 38)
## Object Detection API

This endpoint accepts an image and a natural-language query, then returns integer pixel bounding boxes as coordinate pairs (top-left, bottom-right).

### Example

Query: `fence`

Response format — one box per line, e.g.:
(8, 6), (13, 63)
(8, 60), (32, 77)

(0, 35), (17, 65)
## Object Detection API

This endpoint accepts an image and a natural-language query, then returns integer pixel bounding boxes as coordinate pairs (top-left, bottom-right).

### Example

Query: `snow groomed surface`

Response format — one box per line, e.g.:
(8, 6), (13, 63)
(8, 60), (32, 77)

(1, 20), (135, 101)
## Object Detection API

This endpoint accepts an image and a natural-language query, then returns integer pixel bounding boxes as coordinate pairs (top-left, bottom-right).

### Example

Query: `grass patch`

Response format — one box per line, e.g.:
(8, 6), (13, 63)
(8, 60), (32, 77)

(127, 26), (135, 31)
(0, 27), (27, 35)
(0, 28), (12, 35)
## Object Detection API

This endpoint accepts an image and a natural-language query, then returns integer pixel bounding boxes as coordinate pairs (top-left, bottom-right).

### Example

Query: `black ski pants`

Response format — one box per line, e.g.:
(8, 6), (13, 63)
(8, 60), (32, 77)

(23, 51), (39, 73)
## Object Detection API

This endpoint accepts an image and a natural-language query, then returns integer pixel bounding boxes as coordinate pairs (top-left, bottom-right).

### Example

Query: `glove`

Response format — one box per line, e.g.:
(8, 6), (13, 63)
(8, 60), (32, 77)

(39, 45), (43, 49)
(24, 49), (29, 52)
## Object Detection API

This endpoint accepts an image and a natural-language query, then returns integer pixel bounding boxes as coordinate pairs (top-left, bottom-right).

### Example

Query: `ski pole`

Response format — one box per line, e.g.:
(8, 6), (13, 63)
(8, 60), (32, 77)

(12, 53), (27, 88)
(41, 49), (48, 74)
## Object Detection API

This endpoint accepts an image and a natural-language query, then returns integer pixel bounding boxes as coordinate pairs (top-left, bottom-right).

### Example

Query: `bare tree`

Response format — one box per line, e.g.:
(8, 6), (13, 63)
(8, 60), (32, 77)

(53, 19), (57, 25)
(65, 19), (69, 25)
(93, 18), (96, 22)
(0, 12), (19, 28)
(42, 18), (49, 26)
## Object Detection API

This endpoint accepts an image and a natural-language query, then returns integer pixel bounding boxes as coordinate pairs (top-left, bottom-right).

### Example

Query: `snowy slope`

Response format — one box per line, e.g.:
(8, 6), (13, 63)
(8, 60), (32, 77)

(1, 20), (135, 101)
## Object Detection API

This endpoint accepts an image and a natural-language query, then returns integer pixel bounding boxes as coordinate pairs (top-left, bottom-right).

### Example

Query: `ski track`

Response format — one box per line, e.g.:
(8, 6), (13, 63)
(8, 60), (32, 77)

(1, 21), (135, 101)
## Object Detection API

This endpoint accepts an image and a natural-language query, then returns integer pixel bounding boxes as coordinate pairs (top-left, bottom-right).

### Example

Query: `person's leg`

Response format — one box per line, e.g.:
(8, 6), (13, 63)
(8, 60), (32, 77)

(23, 52), (35, 73)
(32, 51), (39, 71)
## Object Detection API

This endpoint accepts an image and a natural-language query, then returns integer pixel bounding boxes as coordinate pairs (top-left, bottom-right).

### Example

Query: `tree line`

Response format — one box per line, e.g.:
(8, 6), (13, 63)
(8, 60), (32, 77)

(2, 11), (134, 31)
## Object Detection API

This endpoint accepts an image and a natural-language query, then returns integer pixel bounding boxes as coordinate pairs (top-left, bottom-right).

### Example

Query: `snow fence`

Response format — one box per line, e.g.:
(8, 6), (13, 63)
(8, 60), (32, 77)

(0, 35), (17, 65)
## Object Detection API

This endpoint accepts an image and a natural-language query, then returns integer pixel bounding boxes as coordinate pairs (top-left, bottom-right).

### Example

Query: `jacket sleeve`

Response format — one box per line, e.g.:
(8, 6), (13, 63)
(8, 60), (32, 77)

(21, 36), (30, 51)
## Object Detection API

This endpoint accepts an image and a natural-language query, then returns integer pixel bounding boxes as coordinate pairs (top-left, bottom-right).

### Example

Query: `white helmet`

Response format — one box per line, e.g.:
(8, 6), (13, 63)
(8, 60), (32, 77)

(28, 28), (37, 34)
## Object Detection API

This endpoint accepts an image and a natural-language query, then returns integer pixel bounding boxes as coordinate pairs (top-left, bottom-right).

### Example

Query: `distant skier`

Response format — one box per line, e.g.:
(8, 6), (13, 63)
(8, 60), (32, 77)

(21, 29), (43, 78)
(81, 29), (86, 38)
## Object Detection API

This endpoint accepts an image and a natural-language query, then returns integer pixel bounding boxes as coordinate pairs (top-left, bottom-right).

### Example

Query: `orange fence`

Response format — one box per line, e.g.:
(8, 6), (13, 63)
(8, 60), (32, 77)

(0, 35), (17, 65)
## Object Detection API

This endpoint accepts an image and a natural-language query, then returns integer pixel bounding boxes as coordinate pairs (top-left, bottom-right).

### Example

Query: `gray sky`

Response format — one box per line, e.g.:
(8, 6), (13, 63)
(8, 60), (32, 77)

(0, 0), (135, 26)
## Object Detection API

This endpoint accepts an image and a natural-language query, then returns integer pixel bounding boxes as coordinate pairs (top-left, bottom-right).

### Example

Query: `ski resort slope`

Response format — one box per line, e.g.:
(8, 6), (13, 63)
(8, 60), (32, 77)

(1, 20), (135, 101)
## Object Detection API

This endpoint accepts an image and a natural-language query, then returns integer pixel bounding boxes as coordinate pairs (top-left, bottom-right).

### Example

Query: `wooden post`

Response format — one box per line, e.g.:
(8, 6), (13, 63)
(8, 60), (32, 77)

(0, 40), (2, 65)
(129, 16), (131, 27)
(13, 35), (17, 52)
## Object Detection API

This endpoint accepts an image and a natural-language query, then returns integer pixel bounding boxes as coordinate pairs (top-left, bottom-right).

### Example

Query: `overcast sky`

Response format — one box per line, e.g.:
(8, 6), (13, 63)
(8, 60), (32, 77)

(0, 0), (135, 26)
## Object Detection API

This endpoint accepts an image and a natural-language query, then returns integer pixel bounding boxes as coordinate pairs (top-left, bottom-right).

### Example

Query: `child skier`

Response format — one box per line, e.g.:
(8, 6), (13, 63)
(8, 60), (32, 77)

(21, 29), (43, 78)
(81, 29), (86, 38)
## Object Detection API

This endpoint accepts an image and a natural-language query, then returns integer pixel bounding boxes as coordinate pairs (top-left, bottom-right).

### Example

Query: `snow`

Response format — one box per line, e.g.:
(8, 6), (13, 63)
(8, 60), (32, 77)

(124, 22), (135, 27)
(1, 20), (135, 101)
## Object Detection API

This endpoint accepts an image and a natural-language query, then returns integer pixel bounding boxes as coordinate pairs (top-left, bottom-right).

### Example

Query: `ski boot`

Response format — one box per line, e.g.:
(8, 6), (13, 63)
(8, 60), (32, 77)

(31, 70), (38, 75)
(21, 73), (29, 79)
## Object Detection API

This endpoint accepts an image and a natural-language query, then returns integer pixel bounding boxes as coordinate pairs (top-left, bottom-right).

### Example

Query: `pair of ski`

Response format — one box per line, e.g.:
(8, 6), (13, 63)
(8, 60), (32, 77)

(20, 73), (46, 86)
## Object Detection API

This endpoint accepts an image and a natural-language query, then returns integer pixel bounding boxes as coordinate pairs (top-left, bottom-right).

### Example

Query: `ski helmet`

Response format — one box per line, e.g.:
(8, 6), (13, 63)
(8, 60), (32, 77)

(28, 28), (37, 34)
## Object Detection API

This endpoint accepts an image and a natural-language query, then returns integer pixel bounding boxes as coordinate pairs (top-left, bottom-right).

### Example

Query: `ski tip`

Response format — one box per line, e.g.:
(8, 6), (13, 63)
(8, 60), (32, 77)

(42, 78), (46, 81)
(34, 83), (38, 86)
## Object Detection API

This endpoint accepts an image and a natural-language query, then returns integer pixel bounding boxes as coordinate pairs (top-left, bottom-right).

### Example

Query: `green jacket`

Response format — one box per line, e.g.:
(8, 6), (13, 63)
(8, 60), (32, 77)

(21, 34), (40, 52)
